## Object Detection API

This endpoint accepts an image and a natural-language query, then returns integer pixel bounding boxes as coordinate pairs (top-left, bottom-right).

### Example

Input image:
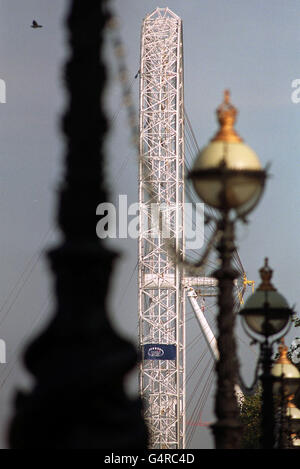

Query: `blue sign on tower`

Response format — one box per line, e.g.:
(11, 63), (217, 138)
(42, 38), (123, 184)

(144, 344), (176, 360)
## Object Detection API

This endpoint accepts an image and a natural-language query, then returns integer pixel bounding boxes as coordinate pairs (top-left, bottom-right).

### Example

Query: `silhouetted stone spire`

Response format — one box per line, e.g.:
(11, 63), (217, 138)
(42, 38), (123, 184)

(9, 0), (148, 449)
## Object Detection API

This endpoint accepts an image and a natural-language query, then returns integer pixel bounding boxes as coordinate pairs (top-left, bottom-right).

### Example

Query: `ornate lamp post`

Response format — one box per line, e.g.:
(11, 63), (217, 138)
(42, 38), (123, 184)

(287, 396), (300, 448)
(286, 395), (300, 437)
(189, 90), (267, 448)
(272, 341), (300, 448)
(239, 258), (295, 449)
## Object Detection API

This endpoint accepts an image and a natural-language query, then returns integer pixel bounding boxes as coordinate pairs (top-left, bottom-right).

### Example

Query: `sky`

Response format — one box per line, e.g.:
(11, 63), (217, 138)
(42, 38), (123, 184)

(0, 0), (299, 449)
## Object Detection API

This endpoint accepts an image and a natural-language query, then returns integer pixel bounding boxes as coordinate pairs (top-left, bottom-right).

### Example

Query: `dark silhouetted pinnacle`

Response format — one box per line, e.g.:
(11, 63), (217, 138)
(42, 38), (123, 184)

(9, 0), (148, 449)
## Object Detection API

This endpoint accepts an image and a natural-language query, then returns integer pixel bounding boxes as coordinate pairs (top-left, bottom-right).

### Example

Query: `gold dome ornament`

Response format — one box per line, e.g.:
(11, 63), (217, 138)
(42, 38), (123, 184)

(212, 89), (243, 143)
(257, 257), (276, 292)
(286, 394), (300, 420)
(189, 90), (267, 218)
(272, 338), (300, 396)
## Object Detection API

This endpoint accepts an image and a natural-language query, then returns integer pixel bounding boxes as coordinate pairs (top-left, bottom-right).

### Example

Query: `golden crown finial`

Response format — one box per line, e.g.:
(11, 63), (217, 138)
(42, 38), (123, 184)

(287, 393), (296, 408)
(276, 338), (291, 365)
(211, 89), (243, 143)
(257, 257), (277, 292)
(224, 89), (230, 104)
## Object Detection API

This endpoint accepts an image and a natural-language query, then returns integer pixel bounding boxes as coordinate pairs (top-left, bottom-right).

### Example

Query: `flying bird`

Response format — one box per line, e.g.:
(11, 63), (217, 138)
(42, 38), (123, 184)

(31, 20), (43, 29)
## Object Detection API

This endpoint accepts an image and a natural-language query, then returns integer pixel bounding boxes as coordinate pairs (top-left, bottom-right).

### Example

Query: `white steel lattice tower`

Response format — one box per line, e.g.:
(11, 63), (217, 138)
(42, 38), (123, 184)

(138, 8), (185, 449)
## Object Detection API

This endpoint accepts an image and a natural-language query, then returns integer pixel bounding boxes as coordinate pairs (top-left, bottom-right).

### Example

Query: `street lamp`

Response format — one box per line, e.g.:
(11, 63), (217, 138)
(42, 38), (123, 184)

(272, 341), (300, 397)
(287, 394), (300, 448)
(190, 90), (266, 220)
(189, 90), (267, 449)
(239, 258), (295, 448)
(286, 395), (300, 437)
(291, 435), (300, 448)
(271, 341), (300, 448)
(287, 395), (300, 447)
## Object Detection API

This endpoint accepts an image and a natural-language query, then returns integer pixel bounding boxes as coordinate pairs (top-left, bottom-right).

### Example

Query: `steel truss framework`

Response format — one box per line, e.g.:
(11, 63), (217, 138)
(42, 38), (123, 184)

(138, 7), (224, 449)
(138, 7), (186, 449)
(137, 8), (252, 450)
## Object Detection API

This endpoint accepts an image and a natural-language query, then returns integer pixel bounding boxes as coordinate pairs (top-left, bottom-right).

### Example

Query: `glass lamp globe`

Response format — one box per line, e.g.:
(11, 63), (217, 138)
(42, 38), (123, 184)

(189, 90), (266, 217)
(239, 258), (292, 337)
(291, 435), (300, 447)
(272, 340), (300, 396)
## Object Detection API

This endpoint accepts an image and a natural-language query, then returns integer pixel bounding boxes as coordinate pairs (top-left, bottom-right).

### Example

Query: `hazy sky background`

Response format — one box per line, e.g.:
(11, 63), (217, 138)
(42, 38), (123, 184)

(0, 0), (299, 449)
